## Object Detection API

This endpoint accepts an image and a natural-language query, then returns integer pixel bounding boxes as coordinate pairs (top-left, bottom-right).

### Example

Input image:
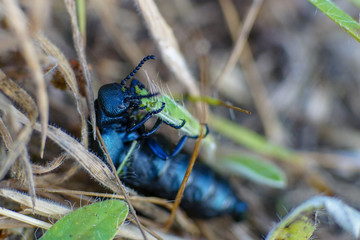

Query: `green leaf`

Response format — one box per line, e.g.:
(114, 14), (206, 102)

(156, 95), (202, 137)
(219, 152), (287, 188)
(40, 200), (128, 240)
(209, 115), (301, 162)
(137, 85), (202, 137)
(267, 215), (316, 240)
(309, 0), (360, 42)
(266, 196), (360, 239)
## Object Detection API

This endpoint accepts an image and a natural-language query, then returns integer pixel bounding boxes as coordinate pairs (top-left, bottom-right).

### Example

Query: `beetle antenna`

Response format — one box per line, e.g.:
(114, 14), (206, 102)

(120, 55), (156, 86)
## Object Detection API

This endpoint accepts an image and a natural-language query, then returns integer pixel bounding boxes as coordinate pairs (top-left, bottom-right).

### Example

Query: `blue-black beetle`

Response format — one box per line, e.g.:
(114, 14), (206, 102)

(92, 55), (247, 220)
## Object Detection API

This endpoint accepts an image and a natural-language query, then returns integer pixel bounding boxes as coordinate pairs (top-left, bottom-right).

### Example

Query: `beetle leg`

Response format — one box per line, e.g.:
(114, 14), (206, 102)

(189, 124), (210, 139)
(168, 135), (188, 157)
(141, 118), (163, 137)
(147, 138), (168, 160)
(147, 135), (188, 159)
(163, 119), (186, 129)
(128, 102), (165, 132)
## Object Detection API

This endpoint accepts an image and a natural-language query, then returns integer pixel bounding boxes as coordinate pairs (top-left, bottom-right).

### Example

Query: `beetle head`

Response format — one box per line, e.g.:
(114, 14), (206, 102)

(97, 83), (135, 117)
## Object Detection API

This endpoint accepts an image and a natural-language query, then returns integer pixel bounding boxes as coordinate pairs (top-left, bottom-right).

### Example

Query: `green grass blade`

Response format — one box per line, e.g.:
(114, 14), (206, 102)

(76, 0), (86, 36)
(117, 140), (138, 175)
(188, 95), (251, 115)
(40, 200), (128, 240)
(209, 115), (301, 162)
(219, 152), (287, 188)
(309, 0), (360, 42)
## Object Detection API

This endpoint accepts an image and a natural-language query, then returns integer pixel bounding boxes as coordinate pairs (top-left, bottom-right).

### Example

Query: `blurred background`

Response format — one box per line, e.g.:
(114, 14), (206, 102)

(1, 0), (360, 239)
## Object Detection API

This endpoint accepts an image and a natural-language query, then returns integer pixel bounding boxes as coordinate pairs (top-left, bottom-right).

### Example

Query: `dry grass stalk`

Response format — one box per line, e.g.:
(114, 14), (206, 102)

(218, 0), (241, 39)
(0, 70), (37, 209)
(18, 155), (36, 211)
(135, 0), (200, 97)
(28, 0), (49, 32)
(0, 207), (52, 230)
(215, 0), (263, 88)
(0, 189), (71, 218)
(240, 50), (287, 144)
(0, 118), (13, 154)
(14, 107), (120, 194)
(64, 0), (96, 142)
(38, 188), (173, 208)
(35, 33), (88, 145)
(218, 0), (286, 143)
(32, 154), (68, 175)
(3, 0), (49, 158)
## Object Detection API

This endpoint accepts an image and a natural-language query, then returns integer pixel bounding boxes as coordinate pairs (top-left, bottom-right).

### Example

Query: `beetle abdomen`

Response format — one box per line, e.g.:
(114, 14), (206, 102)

(120, 140), (247, 220)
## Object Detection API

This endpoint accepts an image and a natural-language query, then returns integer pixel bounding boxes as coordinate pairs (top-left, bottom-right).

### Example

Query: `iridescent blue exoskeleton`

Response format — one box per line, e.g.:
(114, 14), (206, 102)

(92, 55), (247, 220)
